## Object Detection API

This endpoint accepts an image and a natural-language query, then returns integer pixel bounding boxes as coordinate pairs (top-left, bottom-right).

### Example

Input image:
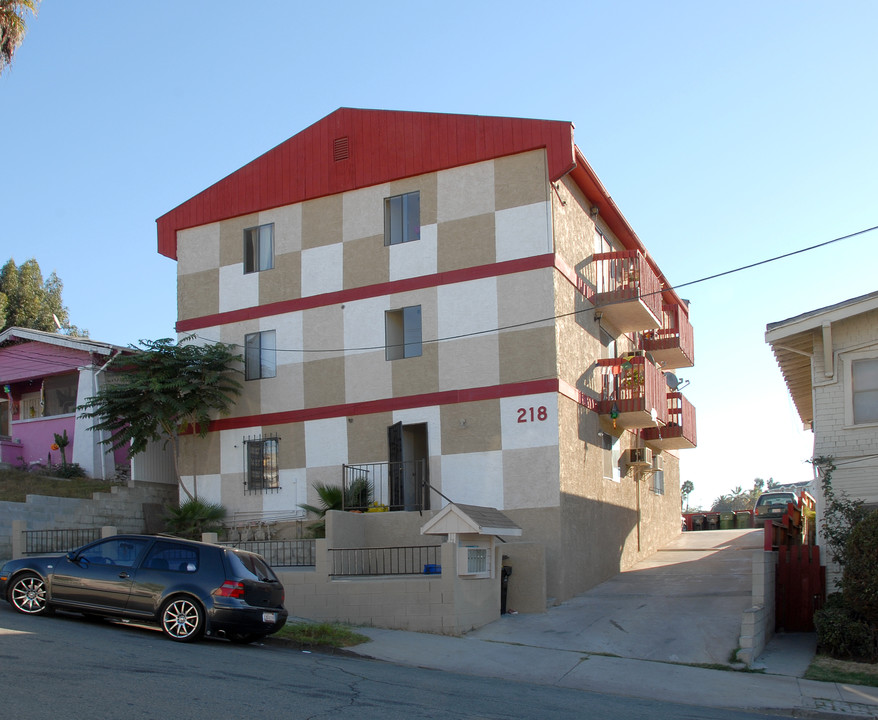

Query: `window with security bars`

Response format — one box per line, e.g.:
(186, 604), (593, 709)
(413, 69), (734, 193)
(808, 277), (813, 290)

(244, 436), (279, 493)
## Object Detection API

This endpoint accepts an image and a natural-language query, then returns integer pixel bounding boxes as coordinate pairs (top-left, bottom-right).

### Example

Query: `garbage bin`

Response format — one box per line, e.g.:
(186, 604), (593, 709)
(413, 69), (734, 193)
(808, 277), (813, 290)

(706, 514), (720, 530)
(720, 512), (735, 530)
(692, 514), (705, 531)
(735, 511), (752, 529)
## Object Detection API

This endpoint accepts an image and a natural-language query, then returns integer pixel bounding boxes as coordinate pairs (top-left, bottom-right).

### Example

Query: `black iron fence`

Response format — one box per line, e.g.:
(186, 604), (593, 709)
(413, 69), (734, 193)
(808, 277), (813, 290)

(328, 545), (441, 576)
(24, 528), (102, 555)
(221, 539), (316, 568)
(342, 460), (429, 511)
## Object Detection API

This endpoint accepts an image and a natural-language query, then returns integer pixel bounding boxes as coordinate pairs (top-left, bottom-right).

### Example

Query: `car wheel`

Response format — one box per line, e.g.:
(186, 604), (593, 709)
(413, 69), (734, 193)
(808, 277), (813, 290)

(9, 572), (51, 616)
(160, 597), (205, 642)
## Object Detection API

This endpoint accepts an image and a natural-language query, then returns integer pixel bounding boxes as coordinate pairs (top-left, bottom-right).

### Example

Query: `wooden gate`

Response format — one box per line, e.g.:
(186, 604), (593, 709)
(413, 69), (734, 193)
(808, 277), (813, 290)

(776, 544), (825, 632)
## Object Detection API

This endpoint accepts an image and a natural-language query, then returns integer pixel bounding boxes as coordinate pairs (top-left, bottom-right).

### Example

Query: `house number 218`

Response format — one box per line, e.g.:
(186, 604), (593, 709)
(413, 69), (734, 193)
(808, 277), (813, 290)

(517, 406), (548, 423)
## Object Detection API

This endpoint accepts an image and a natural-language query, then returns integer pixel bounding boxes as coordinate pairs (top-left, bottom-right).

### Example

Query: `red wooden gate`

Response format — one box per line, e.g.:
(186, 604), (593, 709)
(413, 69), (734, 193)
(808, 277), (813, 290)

(776, 545), (825, 632)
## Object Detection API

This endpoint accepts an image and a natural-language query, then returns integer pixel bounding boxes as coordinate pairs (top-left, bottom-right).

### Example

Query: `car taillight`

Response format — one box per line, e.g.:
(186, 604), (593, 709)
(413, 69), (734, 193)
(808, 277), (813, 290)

(213, 581), (245, 599)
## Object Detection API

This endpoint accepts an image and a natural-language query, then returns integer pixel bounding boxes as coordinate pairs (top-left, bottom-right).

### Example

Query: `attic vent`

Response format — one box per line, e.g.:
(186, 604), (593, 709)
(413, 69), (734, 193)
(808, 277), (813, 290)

(333, 136), (350, 161)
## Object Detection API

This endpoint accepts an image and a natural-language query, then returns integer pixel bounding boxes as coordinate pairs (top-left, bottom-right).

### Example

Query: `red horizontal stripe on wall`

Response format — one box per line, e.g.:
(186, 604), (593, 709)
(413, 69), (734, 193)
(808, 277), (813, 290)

(176, 254), (557, 332)
(206, 379), (561, 433)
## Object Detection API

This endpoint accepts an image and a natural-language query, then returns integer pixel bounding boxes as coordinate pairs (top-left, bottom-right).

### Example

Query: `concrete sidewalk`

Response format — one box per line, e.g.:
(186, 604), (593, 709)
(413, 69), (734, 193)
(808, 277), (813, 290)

(342, 530), (878, 717)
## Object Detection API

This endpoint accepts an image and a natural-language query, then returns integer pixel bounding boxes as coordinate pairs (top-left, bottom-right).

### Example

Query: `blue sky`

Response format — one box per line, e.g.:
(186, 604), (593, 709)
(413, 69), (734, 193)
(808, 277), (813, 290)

(3, 1), (876, 509)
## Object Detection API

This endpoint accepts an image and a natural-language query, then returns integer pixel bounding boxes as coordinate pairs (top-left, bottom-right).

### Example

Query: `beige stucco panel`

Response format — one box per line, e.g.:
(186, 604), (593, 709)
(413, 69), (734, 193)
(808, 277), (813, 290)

(437, 213), (496, 273)
(503, 445), (561, 509)
(494, 149), (550, 211)
(498, 326), (556, 385)
(343, 234), (389, 290)
(440, 399), (502, 455)
(260, 250), (302, 306)
(302, 194), (343, 250)
(437, 159), (495, 223)
(178, 430), (221, 476)
(346, 411), (394, 464)
(260, 203), (302, 255)
(302, 304), (344, 362)
(388, 172), (438, 227)
(391, 341), (440, 398)
(178, 268), (219, 323)
(303, 356), (346, 408)
(345, 350), (392, 405)
(438, 335), (499, 391)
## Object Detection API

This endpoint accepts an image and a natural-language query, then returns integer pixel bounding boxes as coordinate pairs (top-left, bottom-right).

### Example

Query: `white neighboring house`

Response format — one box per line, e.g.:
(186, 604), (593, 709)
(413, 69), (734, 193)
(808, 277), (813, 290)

(766, 290), (878, 580)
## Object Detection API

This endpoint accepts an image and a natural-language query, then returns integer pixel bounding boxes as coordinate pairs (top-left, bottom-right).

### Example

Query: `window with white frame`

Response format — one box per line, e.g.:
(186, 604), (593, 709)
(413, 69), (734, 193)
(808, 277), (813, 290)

(245, 330), (276, 380)
(852, 357), (878, 425)
(243, 223), (274, 274)
(458, 540), (492, 577)
(385, 306), (422, 360)
(384, 191), (420, 246)
(651, 454), (665, 495)
(244, 436), (279, 492)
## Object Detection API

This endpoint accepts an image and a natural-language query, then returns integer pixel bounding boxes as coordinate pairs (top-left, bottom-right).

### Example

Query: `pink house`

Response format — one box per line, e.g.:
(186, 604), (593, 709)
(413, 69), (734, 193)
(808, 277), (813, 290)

(0, 327), (132, 478)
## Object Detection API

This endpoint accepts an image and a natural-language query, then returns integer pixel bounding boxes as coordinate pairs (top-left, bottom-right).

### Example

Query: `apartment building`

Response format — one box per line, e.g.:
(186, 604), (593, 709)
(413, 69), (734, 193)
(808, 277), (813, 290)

(156, 108), (696, 606)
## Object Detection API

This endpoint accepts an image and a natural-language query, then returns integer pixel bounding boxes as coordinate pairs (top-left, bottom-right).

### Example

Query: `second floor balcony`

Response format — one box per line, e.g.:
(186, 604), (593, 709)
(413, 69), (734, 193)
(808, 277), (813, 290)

(597, 355), (669, 430)
(591, 250), (662, 333)
(641, 391), (697, 450)
(641, 303), (695, 369)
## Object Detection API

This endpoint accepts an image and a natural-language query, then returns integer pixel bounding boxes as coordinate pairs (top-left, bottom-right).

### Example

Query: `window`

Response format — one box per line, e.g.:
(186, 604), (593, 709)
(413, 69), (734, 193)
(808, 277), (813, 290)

(143, 541), (199, 573)
(243, 223), (274, 273)
(385, 306), (422, 360)
(384, 191), (420, 245)
(244, 436), (279, 492)
(245, 330), (276, 380)
(852, 358), (878, 424)
(43, 374), (78, 416)
(80, 537), (150, 568)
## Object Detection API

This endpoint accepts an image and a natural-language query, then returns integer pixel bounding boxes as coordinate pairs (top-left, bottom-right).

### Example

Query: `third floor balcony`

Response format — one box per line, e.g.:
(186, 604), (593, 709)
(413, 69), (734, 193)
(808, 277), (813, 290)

(591, 250), (662, 333)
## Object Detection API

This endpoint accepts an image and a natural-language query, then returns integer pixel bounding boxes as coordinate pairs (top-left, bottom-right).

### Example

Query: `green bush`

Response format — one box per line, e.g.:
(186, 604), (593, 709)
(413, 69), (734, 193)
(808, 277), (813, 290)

(843, 510), (878, 624)
(164, 498), (227, 539)
(814, 593), (878, 662)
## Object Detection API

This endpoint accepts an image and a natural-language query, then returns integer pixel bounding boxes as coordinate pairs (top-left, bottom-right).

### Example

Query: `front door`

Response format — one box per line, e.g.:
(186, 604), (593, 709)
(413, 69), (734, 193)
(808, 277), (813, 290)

(387, 422), (429, 511)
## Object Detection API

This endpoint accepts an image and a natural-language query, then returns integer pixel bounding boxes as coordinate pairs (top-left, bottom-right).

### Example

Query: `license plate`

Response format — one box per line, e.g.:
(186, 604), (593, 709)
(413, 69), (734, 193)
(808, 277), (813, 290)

(262, 612), (277, 624)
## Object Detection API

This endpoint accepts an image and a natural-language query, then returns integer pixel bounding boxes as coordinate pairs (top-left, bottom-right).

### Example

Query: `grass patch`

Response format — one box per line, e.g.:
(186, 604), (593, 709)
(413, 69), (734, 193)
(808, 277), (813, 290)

(0, 468), (114, 503)
(273, 621), (370, 649)
(805, 655), (878, 688)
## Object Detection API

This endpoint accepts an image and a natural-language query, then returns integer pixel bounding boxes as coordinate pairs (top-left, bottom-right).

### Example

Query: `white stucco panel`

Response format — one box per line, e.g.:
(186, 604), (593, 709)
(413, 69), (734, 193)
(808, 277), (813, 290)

(301, 243), (343, 297)
(220, 427), (261, 474)
(273, 468), (308, 517)
(179, 474), (222, 505)
(495, 201), (552, 262)
(260, 203), (302, 255)
(437, 160), (495, 222)
(344, 295), (390, 356)
(177, 223), (220, 275)
(500, 393), (559, 450)
(305, 417), (349, 468)
(219, 264), (259, 313)
(441, 451), (504, 509)
(269, 312), (304, 366)
(437, 277), (498, 339)
(393, 405), (442, 456)
(389, 223), (438, 281)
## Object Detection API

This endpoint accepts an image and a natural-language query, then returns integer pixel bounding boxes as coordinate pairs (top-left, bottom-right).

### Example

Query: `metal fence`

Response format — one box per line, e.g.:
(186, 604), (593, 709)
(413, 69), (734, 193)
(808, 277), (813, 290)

(328, 545), (441, 577)
(24, 528), (102, 555)
(220, 539), (316, 568)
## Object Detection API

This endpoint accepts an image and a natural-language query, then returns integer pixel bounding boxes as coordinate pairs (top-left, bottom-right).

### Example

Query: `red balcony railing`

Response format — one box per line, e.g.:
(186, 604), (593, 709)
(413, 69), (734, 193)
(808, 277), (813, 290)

(641, 303), (694, 369)
(641, 391), (696, 449)
(597, 355), (669, 429)
(591, 250), (662, 332)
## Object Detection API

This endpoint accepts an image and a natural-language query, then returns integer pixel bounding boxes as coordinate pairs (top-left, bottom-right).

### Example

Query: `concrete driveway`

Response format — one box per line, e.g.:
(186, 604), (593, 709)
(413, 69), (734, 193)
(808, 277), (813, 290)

(469, 528), (763, 666)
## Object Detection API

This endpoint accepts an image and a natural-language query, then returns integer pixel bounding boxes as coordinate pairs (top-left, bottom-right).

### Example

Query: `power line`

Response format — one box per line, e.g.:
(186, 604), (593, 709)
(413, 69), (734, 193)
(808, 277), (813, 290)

(186, 223), (878, 354)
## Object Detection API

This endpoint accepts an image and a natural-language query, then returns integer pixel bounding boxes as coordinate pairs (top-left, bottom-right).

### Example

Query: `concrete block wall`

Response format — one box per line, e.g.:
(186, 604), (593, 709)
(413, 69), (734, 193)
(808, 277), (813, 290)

(738, 550), (776, 665)
(0, 482), (177, 562)
(276, 540), (502, 635)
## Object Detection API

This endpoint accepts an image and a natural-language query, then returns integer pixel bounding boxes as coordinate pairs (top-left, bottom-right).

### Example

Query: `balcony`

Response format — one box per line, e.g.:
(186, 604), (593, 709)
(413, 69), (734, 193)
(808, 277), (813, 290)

(641, 303), (694, 369)
(342, 460), (430, 512)
(641, 391), (697, 450)
(597, 355), (669, 430)
(591, 250), (662, 333)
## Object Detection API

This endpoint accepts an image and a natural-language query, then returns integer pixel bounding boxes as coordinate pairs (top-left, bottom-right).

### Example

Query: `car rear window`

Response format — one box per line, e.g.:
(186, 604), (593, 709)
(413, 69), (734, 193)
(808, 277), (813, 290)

(227, 550), (278, 582)
(757, 494), (795, 507)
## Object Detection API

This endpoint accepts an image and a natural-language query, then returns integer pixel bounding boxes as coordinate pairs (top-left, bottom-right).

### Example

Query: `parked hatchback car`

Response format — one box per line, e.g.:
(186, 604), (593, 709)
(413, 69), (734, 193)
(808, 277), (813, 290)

(754, 491), (798, 521)
(0, 534), (288, 643)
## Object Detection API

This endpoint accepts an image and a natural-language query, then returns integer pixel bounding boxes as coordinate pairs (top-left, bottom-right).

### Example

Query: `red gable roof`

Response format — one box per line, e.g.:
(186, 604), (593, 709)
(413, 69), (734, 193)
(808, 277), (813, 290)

(156, 108), (576, 260)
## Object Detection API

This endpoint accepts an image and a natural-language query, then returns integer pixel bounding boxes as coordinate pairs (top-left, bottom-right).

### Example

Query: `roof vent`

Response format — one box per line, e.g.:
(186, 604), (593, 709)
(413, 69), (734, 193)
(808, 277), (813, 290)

(333, 136), (350, 161)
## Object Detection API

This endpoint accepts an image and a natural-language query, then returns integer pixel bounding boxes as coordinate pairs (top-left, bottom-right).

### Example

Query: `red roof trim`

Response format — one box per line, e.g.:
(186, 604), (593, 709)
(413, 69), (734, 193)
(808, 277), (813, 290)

(158, 108), (575, 260)
(176, 253), (556, 333)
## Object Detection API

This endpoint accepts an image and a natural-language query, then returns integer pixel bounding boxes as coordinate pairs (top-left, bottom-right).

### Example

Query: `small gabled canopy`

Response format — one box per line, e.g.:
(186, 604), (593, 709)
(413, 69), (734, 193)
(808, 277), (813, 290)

(421, 503), (522, 538)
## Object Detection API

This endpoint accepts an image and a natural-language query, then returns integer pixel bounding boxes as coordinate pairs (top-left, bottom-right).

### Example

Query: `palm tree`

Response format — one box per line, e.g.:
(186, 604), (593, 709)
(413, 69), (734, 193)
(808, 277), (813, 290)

(680, 480), (694, 511)
(299, 478), (373, 538)
(0, 1), (40, 75)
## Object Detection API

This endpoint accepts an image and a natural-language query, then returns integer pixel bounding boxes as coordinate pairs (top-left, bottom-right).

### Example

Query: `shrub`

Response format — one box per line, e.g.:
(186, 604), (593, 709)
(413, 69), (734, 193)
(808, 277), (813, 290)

(814, 594), (878, 662)
(164, 498), (227, 539)
(843, 509), (878, 624)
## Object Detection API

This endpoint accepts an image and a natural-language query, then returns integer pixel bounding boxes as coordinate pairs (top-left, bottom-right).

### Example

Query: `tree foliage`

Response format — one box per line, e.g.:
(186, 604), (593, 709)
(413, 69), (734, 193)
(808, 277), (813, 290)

(710, 477), (779, 512)
(0, 257), (86, 335)
(299, 477), (373, 538)
(79, 337), (242, 499)
(680, 480), (694, 510)
(813, 456), (870, 568)
(163, 498), (227, 540)
(0, 0), (39, 75)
